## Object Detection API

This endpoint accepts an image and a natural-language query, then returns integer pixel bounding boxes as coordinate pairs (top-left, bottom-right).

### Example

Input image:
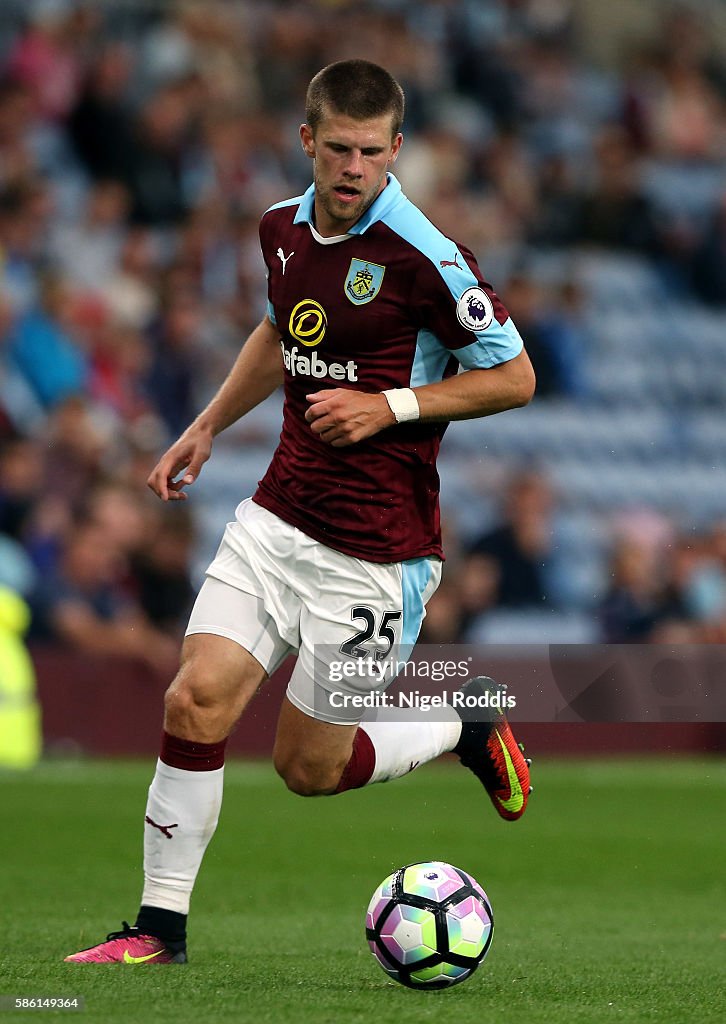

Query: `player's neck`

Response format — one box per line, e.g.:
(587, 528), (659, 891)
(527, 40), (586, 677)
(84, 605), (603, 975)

(312, 203), (356, 239)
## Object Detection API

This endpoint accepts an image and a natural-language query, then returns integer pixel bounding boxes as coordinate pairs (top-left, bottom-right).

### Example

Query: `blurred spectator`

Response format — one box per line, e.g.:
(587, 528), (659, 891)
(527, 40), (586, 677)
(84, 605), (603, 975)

(5, 0), (91, 123)
(689, 191), (726, 306)
(0, 436), (45, 542)
(0, 79), (36, 188)
(576, 125), (658, 253)
(132, 505), (196, 634)
(598, 535), (692, 643)
(0, 178), (53, 314)
(67, 43), (136, 181)
(190, 110), (287, 216)
(9, 272), (88, 407)
(145, 286), (203, 436)
(686, 523), (726, 625)
(29, 518), (178, 674)
(81, 478), (196, 633)
(449, 10), (522, 130)
(100, 227), (160, 329)
(48, 179), (130, 292)
(467, 471), (554, 608)
(628, 31), (723, 162)
(528, 151), (582, 246)
(40, 396), (110, 510)
(458, 553), (502, 639)
(479, 131), (539, 231)
(651, 58), (722, 161)
(83, 479), (151, 560)
(0, 294), (45, 434)
(599, 538), (659, 642)
(122, 83), (195, 226)
(89, 318), (159, 427)
(500, 272), (586, 398)
(17, 399), (115, 576)
(419, 551), (502, 645)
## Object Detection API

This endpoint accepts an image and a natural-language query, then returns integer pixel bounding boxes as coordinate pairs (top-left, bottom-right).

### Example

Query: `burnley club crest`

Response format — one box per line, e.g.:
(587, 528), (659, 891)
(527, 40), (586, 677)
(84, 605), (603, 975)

(345, 258), (385, 305)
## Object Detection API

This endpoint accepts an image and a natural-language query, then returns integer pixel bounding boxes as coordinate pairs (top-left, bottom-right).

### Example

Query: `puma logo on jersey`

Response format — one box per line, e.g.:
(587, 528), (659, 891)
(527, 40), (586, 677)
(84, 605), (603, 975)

(440, 252), (461, 270)
(277, 248), (294, 274)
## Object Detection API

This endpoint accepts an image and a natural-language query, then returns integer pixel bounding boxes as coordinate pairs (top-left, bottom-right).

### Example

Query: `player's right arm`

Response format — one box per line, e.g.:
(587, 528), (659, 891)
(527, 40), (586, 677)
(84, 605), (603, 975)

(147, 316), (283, 501)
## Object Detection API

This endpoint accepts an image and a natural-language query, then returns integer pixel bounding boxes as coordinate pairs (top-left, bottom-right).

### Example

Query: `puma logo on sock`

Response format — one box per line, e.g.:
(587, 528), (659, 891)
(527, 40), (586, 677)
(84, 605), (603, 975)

(145, 815), (178, 839)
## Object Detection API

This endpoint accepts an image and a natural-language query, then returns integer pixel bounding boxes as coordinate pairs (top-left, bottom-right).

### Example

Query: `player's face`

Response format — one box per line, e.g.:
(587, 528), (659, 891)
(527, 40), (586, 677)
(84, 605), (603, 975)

(300, 108), (402, 237)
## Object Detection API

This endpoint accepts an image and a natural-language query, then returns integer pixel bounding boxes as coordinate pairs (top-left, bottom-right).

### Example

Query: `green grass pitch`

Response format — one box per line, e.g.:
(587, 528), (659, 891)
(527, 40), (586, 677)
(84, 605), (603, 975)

(2, 757), (724, 1023)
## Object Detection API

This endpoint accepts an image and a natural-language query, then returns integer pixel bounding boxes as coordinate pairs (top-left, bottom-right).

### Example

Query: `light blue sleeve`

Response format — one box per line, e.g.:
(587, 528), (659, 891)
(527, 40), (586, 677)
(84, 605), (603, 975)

(454, 316), (523, 370)
(383, 200), (523, 369)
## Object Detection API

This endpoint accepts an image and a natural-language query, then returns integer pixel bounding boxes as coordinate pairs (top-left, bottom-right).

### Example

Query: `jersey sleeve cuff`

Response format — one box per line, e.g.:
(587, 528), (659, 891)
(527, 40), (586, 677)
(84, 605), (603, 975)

(453, 317), (523, 370)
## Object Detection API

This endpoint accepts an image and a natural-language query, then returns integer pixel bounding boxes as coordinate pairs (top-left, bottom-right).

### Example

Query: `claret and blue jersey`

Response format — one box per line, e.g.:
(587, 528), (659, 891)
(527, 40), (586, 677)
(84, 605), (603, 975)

(253, 174), (524, 564)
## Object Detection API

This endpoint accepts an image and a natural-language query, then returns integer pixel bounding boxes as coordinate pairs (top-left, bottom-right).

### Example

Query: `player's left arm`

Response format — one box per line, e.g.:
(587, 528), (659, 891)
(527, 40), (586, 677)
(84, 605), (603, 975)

(305, 349), (535, 447)
(414, 348), (535, 421)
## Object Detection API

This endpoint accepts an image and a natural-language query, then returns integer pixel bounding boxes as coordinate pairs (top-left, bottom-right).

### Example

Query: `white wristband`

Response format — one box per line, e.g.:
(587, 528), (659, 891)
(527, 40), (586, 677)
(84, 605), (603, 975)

(382, 388), (420, 424)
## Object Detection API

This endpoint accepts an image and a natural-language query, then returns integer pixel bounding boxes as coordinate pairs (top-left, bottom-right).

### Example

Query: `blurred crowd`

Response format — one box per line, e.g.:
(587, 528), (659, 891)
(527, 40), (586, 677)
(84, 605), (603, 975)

(1, 0), (726, 661)
(421, 471), (726, 645)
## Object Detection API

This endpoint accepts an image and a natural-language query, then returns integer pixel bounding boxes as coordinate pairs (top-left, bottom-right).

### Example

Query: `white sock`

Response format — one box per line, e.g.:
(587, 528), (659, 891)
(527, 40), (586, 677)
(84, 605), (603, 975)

(361, 706), (462, 784)
(141, 759), (224, 915)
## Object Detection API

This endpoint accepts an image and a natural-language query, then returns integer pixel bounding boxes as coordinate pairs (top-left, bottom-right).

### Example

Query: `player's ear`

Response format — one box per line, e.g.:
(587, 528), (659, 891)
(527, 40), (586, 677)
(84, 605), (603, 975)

(388, 132), (403, 164)
(300, 123), (315, 159)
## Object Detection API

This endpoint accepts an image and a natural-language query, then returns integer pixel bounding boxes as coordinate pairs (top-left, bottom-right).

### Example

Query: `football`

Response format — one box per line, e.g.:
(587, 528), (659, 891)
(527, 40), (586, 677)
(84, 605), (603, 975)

(365, 860), (494, 989)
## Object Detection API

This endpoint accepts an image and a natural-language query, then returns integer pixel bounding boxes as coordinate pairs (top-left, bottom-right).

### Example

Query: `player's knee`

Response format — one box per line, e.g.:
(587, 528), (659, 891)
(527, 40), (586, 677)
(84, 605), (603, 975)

(164, 662), (229, 736)
(165, 674), (211, 716)
(273, 753), (342, 797)
(280, 768), (337, 797)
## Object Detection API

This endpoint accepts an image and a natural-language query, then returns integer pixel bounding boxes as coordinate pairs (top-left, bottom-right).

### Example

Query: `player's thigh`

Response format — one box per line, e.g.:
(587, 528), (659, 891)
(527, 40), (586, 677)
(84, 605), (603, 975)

(272, 695), (357, 793)
(166, 577), (292, 734)
(172, 632), (268, 707)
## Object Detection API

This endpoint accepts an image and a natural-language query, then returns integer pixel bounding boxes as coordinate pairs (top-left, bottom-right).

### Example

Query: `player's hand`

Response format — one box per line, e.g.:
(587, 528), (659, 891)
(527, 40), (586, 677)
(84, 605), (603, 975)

(147, 424), (214, 501)
(305, 389), (395, 447)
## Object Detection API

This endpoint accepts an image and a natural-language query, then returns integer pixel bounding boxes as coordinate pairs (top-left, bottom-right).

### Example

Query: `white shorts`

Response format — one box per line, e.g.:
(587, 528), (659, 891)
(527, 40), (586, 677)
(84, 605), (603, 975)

(186, 498), (442, 724)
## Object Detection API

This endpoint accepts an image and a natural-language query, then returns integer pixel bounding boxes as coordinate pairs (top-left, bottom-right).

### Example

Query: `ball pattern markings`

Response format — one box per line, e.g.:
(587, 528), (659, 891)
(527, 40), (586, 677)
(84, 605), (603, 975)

(365, 873), (395, 931)
(445, 895), (492, 958)
(401, 861), (466, 903)
(378, 904), (438, 965)
(409, 962), (471, 986)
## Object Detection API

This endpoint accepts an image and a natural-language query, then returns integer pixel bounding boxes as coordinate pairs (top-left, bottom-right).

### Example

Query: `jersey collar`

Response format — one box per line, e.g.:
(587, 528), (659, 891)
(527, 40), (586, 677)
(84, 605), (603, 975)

(293, 173), (405, 236)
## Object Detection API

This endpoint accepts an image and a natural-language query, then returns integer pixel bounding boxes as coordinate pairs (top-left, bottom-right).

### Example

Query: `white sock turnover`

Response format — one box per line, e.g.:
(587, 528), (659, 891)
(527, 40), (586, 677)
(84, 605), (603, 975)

(360, 705), (462, 784)
(141, 759), (224, 915)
